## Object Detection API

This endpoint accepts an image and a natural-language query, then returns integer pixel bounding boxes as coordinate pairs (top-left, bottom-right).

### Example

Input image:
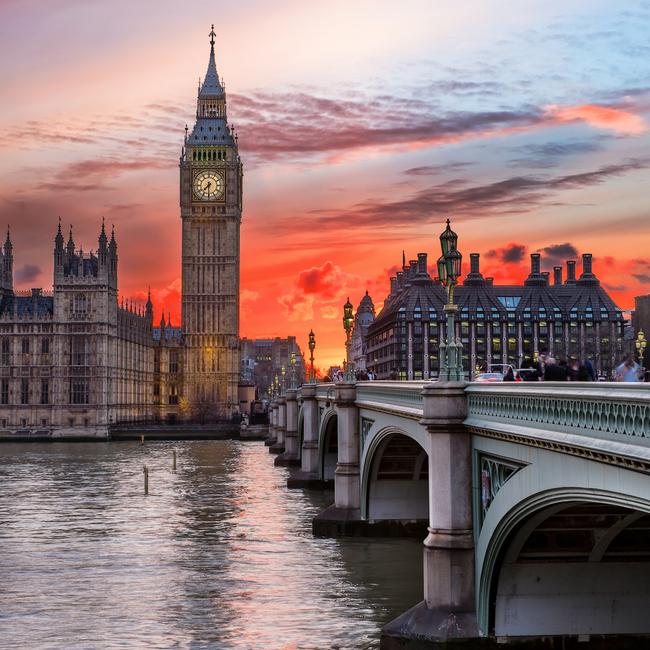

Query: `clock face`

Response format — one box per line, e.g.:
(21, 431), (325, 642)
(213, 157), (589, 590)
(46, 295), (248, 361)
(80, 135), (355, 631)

(193, 170), (224, 201)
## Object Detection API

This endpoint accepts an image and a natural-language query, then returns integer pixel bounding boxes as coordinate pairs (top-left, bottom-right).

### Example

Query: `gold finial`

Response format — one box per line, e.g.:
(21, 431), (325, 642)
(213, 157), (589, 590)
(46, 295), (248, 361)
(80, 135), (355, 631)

(209, 24), (216, 49)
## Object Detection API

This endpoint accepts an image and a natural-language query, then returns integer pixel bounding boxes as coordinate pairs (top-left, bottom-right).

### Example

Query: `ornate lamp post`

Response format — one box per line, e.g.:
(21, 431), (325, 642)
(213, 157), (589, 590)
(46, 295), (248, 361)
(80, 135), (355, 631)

(281, 365), (286, 394)
(308, 329), (316, 382)
(636, 329), (647, 366)
(290, 351), (297, 389)
(437, 219), (464, 381)
(343, 297), (355, 381)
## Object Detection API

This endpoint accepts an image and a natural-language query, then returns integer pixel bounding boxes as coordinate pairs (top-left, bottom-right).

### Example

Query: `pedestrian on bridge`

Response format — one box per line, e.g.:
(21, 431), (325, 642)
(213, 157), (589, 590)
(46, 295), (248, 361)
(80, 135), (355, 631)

(614, 354), (643, 382)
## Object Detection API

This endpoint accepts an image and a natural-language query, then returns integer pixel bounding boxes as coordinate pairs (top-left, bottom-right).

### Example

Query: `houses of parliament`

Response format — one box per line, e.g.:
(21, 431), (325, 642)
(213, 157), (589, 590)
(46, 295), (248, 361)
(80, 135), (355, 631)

(0, 30), (242, 437)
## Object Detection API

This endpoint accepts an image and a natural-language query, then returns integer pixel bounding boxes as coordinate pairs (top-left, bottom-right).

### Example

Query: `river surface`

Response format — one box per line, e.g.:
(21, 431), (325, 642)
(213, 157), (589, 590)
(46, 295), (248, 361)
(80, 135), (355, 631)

(0, 440), (422, 650)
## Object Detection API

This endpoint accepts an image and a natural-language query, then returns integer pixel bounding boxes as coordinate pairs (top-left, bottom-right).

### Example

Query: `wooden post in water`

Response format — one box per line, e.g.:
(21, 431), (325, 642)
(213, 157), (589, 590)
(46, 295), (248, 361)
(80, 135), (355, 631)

(172, 450), (177, 471)
(140, 434), (145, 445)
(143, 465), (149, 495)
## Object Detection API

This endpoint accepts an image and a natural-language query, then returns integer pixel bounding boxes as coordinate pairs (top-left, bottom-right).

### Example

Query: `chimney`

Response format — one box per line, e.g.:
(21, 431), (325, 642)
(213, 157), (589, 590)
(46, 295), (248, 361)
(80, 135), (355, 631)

(531, 253), (541, 275)
(553, 266), (562, 285)
(582, 253), (593, 276)
(485, 277), (494, 286)
(396, 271), (404, 290)
(566, 260), (576, 284)
(389, 276), (397, 294)
(409, 260), (417, 277)
(470, 253), (480, 275)
(541, 271), (550, 285)
(417, 253), (428, 275)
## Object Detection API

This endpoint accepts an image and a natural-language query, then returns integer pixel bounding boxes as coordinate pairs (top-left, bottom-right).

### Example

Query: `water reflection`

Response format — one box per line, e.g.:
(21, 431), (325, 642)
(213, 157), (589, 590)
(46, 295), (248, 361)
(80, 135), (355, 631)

(0, 441), (421, 649)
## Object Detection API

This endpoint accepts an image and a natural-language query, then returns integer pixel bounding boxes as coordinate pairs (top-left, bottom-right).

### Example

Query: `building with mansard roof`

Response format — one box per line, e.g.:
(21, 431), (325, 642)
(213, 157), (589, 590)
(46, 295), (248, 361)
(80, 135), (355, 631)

(366, 227), (625, 381)
(0, 31), (242, 437)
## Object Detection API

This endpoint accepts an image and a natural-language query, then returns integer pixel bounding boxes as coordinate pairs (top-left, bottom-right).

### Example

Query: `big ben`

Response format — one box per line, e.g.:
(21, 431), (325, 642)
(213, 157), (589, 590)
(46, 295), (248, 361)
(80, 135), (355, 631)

(180, 26), (242, 415)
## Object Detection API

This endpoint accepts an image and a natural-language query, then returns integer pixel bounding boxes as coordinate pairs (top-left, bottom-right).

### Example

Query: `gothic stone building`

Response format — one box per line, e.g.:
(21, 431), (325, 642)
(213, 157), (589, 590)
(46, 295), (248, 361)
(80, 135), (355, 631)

(366, 236), (625, 381)
(0, 34), (241, 437)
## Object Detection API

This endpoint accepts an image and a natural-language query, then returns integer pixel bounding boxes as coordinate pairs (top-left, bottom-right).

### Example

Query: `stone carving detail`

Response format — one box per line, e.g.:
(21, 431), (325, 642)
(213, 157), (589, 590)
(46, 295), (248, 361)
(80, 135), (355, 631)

(479, 455), (522, 523)
(468, 392), (650, 439)
(360, 417), (374, 450)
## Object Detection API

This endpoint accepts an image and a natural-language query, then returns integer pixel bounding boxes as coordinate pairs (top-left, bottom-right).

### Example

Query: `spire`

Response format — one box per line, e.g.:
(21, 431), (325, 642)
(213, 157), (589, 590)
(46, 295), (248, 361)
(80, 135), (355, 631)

(66, 225), (75, 254)
(199, 24), (223, 97)
(4, 226), (12, 253)
(146, 286), (153, 320)
(99, 217), (107, 247)
(402, 250), (406, 269)
(55, 217), (64, 249)
(109, 224), (117, 251)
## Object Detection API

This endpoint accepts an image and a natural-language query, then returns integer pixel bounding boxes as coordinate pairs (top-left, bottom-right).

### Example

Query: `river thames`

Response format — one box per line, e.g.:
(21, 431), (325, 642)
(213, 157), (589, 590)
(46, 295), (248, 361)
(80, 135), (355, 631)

(0, 440), (422, 649)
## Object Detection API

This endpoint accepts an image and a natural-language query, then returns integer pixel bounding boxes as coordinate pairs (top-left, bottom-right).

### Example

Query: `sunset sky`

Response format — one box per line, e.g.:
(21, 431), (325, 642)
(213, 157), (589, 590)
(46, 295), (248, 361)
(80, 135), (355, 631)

(1, 0), (649, 369)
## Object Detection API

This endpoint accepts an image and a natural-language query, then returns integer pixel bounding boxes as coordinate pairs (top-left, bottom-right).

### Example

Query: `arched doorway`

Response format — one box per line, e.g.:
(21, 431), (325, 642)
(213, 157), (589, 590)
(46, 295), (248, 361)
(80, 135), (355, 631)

(366, 433), (428, 522)
(491, 502), (650, 637)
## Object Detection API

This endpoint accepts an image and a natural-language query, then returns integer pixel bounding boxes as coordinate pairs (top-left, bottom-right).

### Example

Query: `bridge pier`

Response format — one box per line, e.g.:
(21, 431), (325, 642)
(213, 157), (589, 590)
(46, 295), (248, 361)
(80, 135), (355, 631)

(382, 381), (480, 647)
(275, 389), (300, 466)
(313, 382), (362, 534)
(287, 384), (327, 488)
(264, 402), (278, 446)
(269, 397), (286, 454)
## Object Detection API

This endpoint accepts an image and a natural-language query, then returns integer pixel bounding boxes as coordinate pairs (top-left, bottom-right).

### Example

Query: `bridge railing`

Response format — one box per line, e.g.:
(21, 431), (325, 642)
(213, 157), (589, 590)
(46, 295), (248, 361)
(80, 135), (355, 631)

(465, 382), (650, 464)
(355, 381), (426, 415)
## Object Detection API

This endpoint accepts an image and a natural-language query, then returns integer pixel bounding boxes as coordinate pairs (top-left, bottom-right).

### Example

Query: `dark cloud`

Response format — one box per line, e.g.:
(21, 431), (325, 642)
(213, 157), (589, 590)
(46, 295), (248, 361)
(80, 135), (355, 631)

(229, 89), (542, 161)
(633, 273), (650, 283)
(538, 242), (580, 263)
(14, 264), (41, 284)
(509, 140), (604, 168)
(41, 158), (173, 192)
(486, 243), (527, 264)
(303, 158), (649, 229)
(404, 162), (473, 176)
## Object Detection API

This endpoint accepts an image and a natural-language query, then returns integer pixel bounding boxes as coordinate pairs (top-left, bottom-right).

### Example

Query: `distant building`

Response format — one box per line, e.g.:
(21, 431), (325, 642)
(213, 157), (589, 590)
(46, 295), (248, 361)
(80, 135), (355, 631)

(632, 294), (650, 371)
(367, 233), (625, 381)
(240, 336), (306, 396)
(349, 291), (375, 372)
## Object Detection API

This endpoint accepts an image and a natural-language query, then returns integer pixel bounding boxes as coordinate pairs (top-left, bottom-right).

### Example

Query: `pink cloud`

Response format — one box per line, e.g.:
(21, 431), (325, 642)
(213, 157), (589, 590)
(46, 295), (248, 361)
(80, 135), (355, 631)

(545, 104), (647, 135)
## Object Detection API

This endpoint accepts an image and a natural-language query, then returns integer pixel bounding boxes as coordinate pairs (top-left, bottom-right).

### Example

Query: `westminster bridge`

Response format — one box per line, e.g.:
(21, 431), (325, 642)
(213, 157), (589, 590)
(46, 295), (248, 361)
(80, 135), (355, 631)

(266, 380), (650, 648)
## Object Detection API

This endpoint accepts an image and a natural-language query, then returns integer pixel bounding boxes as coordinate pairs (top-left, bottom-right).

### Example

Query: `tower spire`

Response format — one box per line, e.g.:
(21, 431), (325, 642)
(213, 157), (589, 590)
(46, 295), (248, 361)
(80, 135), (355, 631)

(198, 24), (223, 97)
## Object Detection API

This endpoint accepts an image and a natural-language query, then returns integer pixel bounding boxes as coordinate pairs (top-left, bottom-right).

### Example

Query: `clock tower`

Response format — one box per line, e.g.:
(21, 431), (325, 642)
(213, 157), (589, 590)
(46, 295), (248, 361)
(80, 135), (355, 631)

(180, 26), (243, 416)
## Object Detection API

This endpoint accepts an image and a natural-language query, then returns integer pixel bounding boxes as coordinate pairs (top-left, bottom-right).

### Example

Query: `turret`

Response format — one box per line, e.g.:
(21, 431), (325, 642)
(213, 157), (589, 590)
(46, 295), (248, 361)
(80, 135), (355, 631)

(108, 225), (118, 287)
(146, 287), (154, 324)
(54, 219), (64, 274)
(98, 218), (108, 266)
(2, 226), (12, 291)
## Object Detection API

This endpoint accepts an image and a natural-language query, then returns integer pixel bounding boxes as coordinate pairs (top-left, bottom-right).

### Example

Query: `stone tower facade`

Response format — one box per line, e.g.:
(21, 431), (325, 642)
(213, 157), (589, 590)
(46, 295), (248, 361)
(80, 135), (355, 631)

(179, 28), (243, 415)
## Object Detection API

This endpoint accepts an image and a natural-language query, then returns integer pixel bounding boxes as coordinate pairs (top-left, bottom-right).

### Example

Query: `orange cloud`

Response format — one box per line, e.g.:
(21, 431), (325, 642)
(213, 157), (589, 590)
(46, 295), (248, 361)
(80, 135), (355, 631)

(545, 104), (647, 135)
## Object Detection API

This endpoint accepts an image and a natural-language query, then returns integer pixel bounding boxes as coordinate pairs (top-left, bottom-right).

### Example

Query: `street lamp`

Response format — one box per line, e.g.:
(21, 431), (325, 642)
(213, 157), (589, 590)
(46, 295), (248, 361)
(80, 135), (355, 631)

(308, 329), (316, 383)
(636, 329), (647, 366)
(343, 297), (355, 381)
(438, 219), (464, 381)
(281, 365), (286, 394)
(290, 351), (296, 389)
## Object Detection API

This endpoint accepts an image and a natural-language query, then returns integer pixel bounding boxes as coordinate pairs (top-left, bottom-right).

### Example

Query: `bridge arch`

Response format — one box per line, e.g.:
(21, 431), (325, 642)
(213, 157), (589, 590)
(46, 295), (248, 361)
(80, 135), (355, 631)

(318, 409), (337, 481)
(478, 486), (650, 639)
(360, 427), (428, 522)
